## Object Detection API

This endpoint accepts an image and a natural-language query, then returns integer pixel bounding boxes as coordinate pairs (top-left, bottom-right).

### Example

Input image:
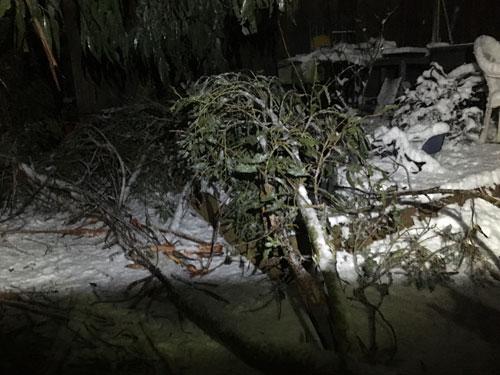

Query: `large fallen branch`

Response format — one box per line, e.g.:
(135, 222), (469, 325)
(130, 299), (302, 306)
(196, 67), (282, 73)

(382, 186), (500, 272)
(297, 184), (362, 363)
(107, 214), (342, 375)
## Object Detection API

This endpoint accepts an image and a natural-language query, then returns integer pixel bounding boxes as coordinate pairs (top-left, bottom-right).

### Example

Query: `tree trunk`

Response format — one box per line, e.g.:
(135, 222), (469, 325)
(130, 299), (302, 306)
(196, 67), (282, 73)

(61, 0), (98, 115)
(296, 184), (361, 364)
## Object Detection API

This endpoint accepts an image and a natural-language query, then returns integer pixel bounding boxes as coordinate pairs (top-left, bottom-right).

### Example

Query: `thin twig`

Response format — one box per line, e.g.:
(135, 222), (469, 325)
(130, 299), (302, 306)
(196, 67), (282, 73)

(0, 298), (68, 321)
(0, 227), (108, 236)
(205, 187), (232, 271)
(158, 228), (212, 246)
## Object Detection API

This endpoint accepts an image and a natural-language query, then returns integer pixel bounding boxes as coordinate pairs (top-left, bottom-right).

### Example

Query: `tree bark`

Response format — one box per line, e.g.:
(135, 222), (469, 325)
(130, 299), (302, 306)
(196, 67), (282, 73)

(135, 254), (341, 375)
(296, 184), (361, 364)
(61, 0), (98, 115)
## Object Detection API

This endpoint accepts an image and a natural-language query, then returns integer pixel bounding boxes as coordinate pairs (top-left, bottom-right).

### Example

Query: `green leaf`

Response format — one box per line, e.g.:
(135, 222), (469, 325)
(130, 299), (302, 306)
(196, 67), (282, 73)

(25, 0), (41, 19)
(243, 135), (259, 145)
(157, 56), (170, 83)
(89, 1), (101, 24)
(266, 199), (285, 213)
(297, 136), (318, 148)
(261, 247), (271, 262)
(260, 192), (275, 202)
(234, 163), (258, 173)
(346, 170), (355, 188)
(0, 0), (11, 18)
(375, 103), (398, 116)
(391, 210), (404, 228)
(47, 4), (61, 55)
(41, 15), (52, 49)
(193, 162), (207, 171)
(240, 153), (268, 164)
(286, 162), (308, 177)
(14, 0), (25, 47)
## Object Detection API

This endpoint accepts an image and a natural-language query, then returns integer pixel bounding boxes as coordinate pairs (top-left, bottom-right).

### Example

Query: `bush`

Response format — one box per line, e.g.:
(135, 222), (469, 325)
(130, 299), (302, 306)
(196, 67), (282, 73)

(391, 62), (484, 147)
(176, 73), (369, 246)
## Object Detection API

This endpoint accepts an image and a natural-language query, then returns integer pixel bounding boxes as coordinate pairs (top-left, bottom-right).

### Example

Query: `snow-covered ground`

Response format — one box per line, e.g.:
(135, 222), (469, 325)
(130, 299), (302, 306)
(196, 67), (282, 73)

(0, 203), (294, 375)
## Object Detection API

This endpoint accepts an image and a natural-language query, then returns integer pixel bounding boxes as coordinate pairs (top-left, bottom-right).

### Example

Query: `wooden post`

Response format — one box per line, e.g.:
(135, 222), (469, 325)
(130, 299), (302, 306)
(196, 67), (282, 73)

(61, 0), (99, 115)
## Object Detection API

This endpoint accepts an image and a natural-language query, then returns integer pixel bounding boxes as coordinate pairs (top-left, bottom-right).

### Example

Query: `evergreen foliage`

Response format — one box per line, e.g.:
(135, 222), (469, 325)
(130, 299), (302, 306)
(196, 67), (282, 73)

(391, 62), (484, 145)
(176, 73), (369, 245)
(0, 0), (298, 84)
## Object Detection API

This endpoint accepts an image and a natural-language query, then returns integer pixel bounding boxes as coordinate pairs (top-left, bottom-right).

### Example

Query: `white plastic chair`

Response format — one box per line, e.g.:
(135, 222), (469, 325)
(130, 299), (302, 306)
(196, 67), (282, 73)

(474, 35), (500, 143)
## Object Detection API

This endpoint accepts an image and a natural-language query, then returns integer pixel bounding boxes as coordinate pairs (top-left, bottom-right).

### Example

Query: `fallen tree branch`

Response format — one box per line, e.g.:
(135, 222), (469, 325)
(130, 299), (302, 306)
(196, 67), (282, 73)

(158, 228), (213, 245)
(296, 183), (362, 365)
(132, 248), (340, 375)
(0, 227), (109, 236)
(103, 210), (341, 375)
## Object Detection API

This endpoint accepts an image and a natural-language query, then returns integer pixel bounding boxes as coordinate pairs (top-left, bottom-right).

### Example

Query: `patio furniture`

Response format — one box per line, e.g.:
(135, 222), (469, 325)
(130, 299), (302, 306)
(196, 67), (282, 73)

(474, 35), (500, 143)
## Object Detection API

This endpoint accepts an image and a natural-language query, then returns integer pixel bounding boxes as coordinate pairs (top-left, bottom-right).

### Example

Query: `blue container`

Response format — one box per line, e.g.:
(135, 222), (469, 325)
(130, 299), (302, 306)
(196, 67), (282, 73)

(422, 133), (446, 154)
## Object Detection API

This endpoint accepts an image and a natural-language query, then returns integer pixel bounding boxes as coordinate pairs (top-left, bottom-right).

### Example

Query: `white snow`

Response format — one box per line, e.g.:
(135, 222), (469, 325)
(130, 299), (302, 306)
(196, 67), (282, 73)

(288, 39), (396, 67)
(372, 125), (446, 177)
(297, 184), (335, 271)
(404, 121), (450, 142)
(372, 141), (500, 191)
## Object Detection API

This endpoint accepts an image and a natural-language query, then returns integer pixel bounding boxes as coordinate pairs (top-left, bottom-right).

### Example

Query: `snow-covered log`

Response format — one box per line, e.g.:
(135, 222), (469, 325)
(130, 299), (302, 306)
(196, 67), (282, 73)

(296, 183), (361, 361)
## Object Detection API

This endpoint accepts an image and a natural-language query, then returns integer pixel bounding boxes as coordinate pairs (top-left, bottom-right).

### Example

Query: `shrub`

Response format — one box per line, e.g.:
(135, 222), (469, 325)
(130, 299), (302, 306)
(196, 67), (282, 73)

(391, 62), (484, 147)
(176, 73), (369, 245)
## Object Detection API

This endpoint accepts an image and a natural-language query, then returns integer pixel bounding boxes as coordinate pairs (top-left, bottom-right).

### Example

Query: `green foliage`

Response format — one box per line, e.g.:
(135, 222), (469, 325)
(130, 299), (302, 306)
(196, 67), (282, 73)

(2, 0), (299, 85)
(391, 62), (484, 145)
(0, 0), (11, 18)
(131, 0), (299, 82)
(9, 0), (62, 53)
(176, 73), (368, 244)
(132, 0), (228, 83)
(78, 0), (129, 66)
(233, 0), (297, 35)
